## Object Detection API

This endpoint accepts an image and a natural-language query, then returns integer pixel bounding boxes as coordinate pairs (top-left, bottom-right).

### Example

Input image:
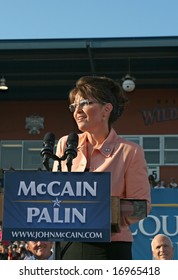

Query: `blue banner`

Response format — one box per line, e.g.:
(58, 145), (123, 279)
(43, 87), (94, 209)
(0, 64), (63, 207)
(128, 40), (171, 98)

(2, 171), (111, 242)
(131, 189), (178, 260)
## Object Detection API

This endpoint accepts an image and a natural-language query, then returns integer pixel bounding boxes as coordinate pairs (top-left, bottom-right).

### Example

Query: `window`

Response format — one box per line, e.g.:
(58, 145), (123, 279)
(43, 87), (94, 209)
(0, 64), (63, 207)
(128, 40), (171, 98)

(0, 141), (22, 169)
(23, 141), (43, 169)
(121, 135), (178, 166)
(142, 137), (160, 164)
(0, 136), (178, 170)
(164, 137), (178, 164)
(0, 141), (45, 170)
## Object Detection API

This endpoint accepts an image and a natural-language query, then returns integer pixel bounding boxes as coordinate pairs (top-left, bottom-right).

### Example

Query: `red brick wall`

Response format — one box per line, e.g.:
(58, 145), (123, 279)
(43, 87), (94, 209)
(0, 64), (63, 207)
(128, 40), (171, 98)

(0, 88), (178, 181)
(0, 88), (178, 139)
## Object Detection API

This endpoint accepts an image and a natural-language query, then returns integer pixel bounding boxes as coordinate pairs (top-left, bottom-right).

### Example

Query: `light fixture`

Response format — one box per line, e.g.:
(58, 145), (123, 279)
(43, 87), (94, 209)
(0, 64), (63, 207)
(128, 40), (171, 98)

(0, 77), (8, 90)
(122, 58), (136, 92)
(122, 74), (136, 92)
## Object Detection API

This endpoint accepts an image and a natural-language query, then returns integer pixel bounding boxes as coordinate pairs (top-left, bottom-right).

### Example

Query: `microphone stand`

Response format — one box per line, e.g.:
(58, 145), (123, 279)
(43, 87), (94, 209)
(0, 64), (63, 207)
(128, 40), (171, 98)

(51, 153), (63, 172)
(41, 146), (63, 172)
(41, 150), (69, 260)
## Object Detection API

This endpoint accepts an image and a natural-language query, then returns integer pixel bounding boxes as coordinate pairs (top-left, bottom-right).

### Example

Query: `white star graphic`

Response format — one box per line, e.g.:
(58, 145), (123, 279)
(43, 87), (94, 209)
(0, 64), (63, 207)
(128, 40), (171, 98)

(52, 198), (62, 207)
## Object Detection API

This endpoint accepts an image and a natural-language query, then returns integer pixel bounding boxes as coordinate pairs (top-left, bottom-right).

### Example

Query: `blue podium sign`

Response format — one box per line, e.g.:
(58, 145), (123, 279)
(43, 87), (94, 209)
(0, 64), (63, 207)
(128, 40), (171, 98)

(2, 171), (111, 242)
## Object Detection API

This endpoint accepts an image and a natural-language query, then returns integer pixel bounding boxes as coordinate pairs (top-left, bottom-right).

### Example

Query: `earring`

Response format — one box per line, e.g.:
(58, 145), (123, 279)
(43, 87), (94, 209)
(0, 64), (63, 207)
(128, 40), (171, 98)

(117, 106), (123, 117)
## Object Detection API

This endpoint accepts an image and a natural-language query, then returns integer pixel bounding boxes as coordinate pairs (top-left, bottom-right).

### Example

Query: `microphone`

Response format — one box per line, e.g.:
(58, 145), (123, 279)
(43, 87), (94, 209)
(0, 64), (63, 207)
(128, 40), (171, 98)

(40, 132), (56, 171)
(64, 133), (79, 171)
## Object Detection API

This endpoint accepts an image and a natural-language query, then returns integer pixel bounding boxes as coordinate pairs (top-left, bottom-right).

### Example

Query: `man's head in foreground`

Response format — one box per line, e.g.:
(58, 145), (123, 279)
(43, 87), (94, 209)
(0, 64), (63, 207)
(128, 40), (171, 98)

(151, 234), (174, 260)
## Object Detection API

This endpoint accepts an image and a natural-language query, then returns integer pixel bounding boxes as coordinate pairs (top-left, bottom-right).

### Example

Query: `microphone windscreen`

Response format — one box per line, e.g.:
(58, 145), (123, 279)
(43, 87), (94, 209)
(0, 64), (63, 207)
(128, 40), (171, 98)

(43, 132), (56, 146)
(67, 133), (79, 147)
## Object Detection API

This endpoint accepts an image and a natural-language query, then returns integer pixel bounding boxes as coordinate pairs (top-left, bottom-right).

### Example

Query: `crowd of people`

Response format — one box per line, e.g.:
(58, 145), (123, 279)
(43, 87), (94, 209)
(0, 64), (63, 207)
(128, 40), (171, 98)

(0, 240), (28, 260)
(149, 175), (178, 189)
(0, 240), (55, 260)
(1, 235), (175, 260)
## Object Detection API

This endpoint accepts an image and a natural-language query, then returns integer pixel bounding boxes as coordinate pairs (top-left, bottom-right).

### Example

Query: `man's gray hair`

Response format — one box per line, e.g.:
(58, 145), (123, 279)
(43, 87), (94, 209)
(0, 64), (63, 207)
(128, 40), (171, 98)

(151, 233), (173, 249)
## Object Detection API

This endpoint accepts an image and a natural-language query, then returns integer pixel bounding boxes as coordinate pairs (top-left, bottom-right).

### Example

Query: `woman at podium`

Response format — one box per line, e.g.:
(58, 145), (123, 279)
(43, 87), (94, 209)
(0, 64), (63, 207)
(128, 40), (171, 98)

(53, 76), (151, 260)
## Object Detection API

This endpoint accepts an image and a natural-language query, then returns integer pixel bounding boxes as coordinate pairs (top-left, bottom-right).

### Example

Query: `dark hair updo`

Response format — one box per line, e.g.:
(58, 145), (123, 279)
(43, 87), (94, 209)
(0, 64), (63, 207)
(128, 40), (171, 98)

(69, 76), (129, 125)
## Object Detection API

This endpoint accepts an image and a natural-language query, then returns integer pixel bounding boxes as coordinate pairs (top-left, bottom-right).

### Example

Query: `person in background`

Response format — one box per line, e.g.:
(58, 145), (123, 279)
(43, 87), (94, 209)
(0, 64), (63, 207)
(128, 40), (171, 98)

(0, 224), (11, 248)
(168, 177), (178, 188)
(18, 244), (28, 260)
(24, 241), (55, 260)
(154, 180), (166, 189)
(0, 242), (8, 260)
(8, 244), (21, 260)
(148, 175), (157, 188)
(151, 234), (174, 260)
(53, 75), (151, 260)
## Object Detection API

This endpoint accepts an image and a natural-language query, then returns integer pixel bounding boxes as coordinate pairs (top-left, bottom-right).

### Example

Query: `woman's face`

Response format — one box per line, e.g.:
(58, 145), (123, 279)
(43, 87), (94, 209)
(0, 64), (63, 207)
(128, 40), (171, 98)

(72, 94), (110, 133)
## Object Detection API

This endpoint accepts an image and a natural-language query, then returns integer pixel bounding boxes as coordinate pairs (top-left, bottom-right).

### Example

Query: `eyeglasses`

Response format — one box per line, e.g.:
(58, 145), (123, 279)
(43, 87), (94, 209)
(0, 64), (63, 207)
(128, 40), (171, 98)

(69, 99), (106, 112)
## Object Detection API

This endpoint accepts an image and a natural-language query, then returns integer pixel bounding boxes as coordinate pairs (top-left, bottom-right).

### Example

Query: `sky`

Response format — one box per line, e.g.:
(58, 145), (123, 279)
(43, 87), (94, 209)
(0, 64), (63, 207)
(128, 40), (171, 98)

(0, 0), (178, 40)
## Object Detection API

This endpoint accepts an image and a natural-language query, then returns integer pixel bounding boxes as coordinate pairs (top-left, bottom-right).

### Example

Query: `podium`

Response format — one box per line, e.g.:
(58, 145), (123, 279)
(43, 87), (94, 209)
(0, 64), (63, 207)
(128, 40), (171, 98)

(2, 171), (111, 242)
(2, 171), (148, 243)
